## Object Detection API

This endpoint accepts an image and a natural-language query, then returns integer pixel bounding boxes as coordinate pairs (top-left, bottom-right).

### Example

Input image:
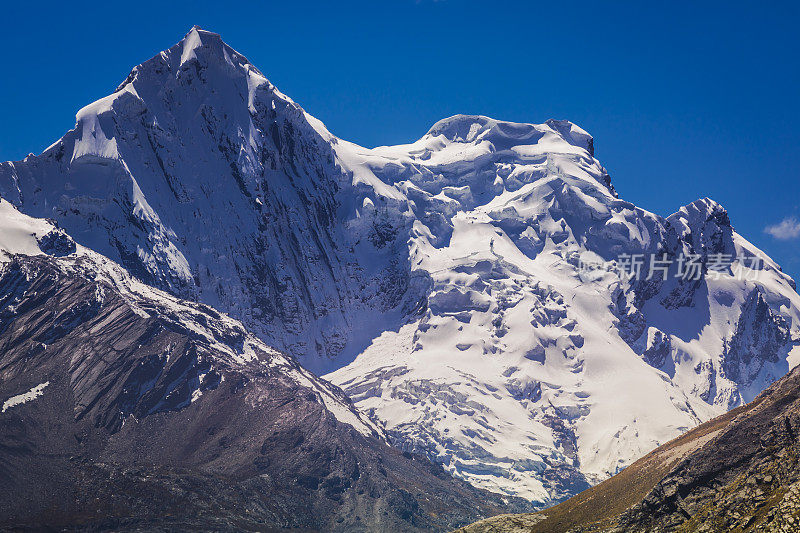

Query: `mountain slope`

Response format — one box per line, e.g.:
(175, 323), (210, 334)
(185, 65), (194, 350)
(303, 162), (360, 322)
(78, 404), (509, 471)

(455, 358), (800, 533)
(1, 28), (799, 504)
(0, 200), (524, 532)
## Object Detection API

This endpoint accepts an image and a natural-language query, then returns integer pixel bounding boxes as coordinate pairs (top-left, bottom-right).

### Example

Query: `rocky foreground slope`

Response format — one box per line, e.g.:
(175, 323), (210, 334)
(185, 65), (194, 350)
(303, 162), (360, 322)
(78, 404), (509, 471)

(2, 27), (799, 504)
(456, 360), (800, 532)
(0, 201), (524, 531)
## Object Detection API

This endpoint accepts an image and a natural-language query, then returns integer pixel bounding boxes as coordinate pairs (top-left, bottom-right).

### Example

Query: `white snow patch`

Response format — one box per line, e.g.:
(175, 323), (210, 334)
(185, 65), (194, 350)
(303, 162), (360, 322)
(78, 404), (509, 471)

(2, 382), (50, 413)
(0, 199), (53, 260)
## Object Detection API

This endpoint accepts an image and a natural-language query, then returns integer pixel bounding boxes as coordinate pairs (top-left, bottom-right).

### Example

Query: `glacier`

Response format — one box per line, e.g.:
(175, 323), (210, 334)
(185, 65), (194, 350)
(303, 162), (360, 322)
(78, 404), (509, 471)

(1, 27), (799, 505)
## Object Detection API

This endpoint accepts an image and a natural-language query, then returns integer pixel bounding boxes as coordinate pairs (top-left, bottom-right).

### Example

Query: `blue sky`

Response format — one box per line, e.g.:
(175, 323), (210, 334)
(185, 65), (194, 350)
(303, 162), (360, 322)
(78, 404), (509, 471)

(2, 1), (798, 278)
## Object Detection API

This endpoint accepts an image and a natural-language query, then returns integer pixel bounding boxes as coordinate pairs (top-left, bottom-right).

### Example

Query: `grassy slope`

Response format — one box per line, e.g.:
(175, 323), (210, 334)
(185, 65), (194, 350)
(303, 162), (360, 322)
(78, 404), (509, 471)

(455, 399), (760, 533)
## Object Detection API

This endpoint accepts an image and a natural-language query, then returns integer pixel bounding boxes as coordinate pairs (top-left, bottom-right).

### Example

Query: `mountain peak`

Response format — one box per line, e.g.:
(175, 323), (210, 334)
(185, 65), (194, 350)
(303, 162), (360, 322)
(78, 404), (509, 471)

(425, 114), (495, 141)
(177, 25), (226, 66)
(668, 197), (732, 229)
(424, 114), (594, 155)
(110, 27), (269, 97)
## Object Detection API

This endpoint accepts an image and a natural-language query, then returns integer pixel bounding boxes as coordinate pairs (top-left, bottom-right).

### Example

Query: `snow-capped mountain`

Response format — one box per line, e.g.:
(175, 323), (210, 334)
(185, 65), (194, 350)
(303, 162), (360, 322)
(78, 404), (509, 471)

(1, 27), (798, 505)
(0, 199), (521, 531)
(325, 125), (800, 503)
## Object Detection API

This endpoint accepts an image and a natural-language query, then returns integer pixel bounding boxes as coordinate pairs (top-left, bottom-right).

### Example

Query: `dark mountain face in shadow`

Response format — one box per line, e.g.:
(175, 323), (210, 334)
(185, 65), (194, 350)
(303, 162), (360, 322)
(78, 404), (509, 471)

(0, 254), (528, 531)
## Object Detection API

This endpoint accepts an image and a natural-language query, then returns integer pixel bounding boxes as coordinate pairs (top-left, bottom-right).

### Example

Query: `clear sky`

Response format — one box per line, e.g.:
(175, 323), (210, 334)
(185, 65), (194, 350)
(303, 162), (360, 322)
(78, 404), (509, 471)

(2, 1), (798, 278)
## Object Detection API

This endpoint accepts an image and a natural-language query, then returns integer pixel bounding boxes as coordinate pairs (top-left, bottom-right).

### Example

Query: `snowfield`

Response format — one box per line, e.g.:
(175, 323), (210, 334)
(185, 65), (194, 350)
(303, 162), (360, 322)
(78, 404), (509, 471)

(1, 27), (798, 505)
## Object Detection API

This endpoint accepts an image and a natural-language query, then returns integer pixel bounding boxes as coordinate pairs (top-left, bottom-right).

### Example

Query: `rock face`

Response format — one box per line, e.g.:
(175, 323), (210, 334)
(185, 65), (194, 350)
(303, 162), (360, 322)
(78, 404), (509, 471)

(0, 202), (524, 532)
(455, 362), (800, 533)
(2, 27), (799, 504)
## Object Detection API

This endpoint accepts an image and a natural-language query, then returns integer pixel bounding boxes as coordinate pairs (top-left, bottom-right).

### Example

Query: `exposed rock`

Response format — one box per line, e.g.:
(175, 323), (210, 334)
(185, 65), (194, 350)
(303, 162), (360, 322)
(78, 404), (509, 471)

(0, 250), (527, 531)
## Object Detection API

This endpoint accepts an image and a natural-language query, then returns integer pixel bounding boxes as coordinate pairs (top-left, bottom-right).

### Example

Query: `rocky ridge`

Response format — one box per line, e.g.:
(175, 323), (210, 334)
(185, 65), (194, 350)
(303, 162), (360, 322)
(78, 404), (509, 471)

(0, 200), (526, 531)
